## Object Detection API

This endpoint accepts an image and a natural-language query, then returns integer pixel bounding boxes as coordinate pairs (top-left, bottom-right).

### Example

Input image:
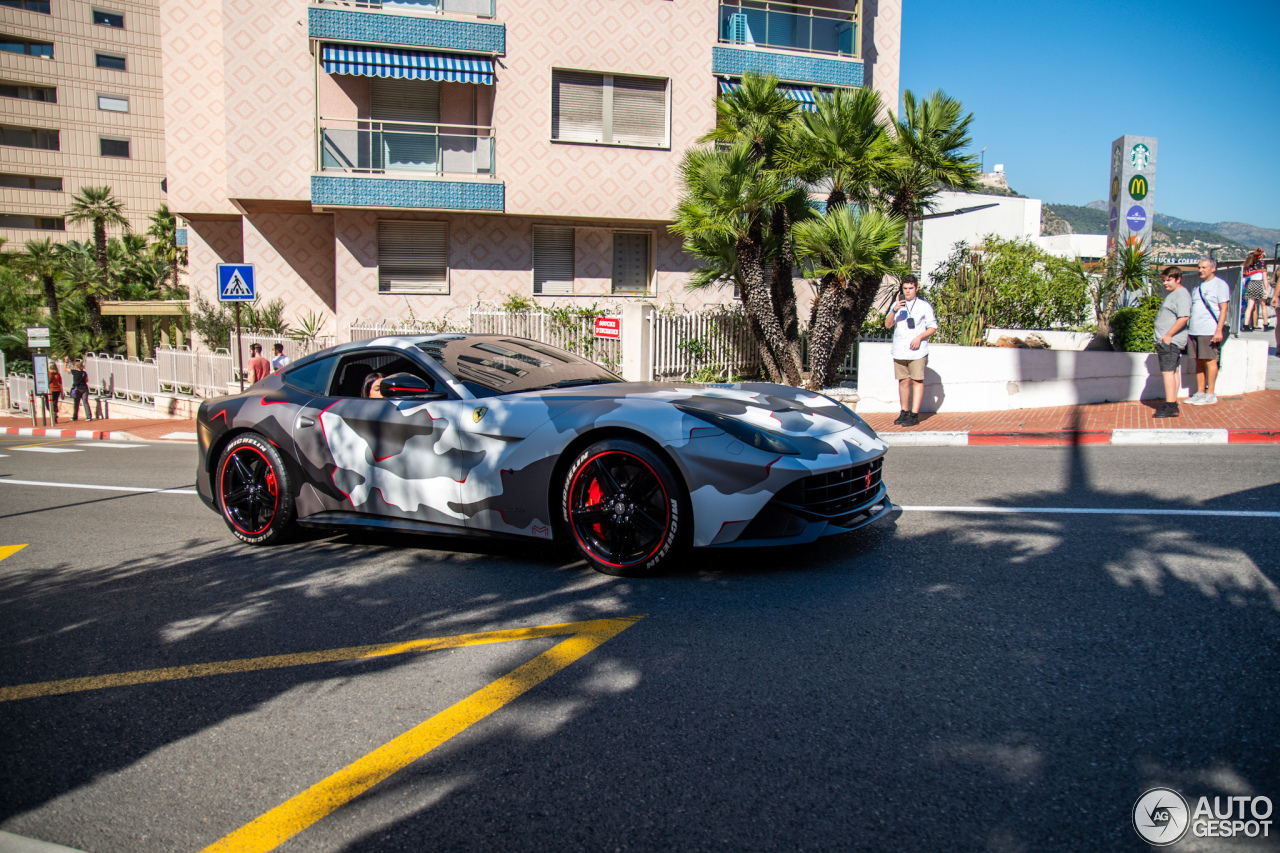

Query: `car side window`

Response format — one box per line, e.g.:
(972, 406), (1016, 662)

(329, 351), (437, 398)
(281, 355), (337, 395)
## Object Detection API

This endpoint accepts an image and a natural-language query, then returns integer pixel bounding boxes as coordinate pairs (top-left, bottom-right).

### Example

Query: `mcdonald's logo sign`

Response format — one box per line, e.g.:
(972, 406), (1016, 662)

(1128, 175), (1149, 201)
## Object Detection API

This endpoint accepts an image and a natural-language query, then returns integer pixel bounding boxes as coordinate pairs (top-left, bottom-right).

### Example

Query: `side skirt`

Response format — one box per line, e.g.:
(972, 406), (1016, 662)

(297, 511), (530, 543)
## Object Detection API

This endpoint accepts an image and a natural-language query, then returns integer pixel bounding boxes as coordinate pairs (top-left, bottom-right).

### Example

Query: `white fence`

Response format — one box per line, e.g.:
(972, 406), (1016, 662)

(469, 311), (622, 371)
(651, 309), (760, 379)
(228, 331), (335, 371)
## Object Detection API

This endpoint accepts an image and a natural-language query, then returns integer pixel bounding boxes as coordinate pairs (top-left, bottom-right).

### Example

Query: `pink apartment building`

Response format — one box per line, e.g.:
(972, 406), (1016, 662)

(160, 0), (900, 342)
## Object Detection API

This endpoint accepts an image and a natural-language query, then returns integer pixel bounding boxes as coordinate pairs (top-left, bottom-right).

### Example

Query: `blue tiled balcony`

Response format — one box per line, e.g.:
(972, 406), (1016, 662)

(308, 5), (505, 54)
(712, 45), (863, 89)
(311, 175), (505, 212)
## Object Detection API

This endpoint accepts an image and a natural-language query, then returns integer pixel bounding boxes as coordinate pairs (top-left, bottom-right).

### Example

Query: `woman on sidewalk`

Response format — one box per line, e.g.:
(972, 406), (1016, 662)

(1243, 248), (1269, 331)
(47, 364), (63, 424)
(70, 359), (92, 422)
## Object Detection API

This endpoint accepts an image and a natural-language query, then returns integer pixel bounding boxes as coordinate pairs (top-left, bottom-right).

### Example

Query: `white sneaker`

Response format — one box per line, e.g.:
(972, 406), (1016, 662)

(1200, 393), (1218, 404)
(1184, 392), (1207, 405)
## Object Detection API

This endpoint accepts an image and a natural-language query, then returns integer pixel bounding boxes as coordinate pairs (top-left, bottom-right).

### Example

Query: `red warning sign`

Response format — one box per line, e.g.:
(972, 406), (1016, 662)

(593, 317), (621, 339)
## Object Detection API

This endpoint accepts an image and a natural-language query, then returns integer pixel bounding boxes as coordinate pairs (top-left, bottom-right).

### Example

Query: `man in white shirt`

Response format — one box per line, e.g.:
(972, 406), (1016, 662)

(883, 275), (938, 427)
(1185, 257), (1231, 405)
(271, 343), (291, 374)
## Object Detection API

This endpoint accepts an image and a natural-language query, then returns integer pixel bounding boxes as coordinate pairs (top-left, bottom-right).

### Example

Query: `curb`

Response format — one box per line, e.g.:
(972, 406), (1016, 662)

(1, 427), (133, 441)
(880, 429), (1280, 446)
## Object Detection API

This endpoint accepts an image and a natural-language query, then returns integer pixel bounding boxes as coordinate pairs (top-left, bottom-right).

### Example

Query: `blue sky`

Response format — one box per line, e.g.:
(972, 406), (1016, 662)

(899, 0), (1280, 228)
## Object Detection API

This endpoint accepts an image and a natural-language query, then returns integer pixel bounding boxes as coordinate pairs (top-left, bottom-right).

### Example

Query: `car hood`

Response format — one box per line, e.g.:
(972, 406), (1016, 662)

(522, 380), (870, 438)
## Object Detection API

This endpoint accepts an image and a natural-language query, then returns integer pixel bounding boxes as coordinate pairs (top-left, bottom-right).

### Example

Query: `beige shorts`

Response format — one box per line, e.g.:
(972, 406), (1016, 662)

(894, 357), (927, 382)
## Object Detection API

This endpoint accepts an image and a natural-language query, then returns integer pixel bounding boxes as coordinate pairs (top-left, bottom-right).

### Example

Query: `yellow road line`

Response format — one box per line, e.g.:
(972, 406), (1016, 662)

(8, 437), (80, 449)
(201, 616), (639, 853)
(0, 544), (27, 563)
(0, 618), (641, 703)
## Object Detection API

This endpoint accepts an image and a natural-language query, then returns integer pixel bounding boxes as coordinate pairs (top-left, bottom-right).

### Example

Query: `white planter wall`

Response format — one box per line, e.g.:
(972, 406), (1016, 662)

(855, 338), (1270, 413)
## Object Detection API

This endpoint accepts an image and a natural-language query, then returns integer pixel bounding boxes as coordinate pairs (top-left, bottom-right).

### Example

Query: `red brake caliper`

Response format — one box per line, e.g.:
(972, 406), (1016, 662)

(588, 477), (604, 538)
(265, 467), (278, 498)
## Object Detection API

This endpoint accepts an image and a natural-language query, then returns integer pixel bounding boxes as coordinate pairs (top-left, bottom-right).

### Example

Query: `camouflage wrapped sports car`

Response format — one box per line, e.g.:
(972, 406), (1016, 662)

(196, 334), (892, 575)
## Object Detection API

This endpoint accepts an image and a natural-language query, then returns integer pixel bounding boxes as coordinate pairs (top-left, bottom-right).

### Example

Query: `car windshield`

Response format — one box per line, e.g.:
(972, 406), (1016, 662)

(415, 335), (620, 397)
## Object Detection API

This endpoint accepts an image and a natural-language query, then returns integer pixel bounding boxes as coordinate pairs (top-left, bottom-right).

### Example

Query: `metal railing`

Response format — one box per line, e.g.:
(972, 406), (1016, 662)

(719, 0), (859, 58)
(311, 0), (495, 16)
(468, 311), (622, 372)
(319, 119), (495, 177)
(652, 308), (760, 379)
(156, 347), (236, 398)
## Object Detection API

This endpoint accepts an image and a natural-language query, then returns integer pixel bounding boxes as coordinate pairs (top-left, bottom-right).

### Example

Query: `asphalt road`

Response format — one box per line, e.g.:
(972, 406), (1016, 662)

(1, 435), (1278, 853)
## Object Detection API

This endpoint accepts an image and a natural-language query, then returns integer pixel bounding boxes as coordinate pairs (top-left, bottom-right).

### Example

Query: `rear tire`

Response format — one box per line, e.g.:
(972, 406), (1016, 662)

(562, 439), (688, 576)
(216, 433), (295, 545)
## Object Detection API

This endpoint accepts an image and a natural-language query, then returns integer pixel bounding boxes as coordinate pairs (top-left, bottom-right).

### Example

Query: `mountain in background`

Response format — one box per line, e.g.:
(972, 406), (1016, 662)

(1048, 201), (1252, 258)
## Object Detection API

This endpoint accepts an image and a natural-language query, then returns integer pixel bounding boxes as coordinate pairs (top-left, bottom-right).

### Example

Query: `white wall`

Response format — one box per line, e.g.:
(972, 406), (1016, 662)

(1036, 233), (1107, 261)
(920, 192), (1042, 284)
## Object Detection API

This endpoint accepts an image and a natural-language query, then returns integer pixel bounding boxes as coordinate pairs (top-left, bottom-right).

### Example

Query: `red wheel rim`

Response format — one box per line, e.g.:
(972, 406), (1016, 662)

(569, 451), (671, 568)
(218, 445), (279, 536)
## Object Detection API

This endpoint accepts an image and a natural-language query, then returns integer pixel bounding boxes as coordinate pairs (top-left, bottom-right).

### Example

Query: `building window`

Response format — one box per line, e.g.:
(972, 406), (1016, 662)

(92, 8), (124, 28)
(0, 124), (58, 150)
(97, 94), (128, 113)
(0, 214), (65, 230)
(532, 226), (575, 296)
(0, 80), (55, 102)
(378, 220), (448, 294)
(612, 231), (652, 295)
(551, 70), (669, 148)
(0, 1), (52, 11)
(0, 36), (54, 57)
(99, 137), (130, 158)
(95, 53), (126, 71)
(0, 173), (62, 191)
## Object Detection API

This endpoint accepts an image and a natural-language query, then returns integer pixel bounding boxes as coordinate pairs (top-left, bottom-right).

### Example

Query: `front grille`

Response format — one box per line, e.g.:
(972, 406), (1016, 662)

(771, 457), (884, 520)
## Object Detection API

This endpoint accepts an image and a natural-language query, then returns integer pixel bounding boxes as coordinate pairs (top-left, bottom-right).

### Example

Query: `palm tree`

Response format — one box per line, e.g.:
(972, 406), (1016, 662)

(878, 90), (981, 272)
(794, 206), (904, 389)
(672, 142), (808, 385)
(57, 241), (113, 335)
(65, 186), (130, 320)
(786, 86), (892, 211)
(147, 204), (185, 295)
(15, 238), (62, 320)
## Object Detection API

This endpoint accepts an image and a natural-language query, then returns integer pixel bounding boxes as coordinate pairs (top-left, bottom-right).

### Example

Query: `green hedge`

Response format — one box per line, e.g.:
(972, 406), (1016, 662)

(1110, 293), (1163, 353)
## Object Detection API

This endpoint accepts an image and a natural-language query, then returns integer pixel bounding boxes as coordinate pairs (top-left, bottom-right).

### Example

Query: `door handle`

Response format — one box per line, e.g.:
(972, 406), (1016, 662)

(298, 416), (316, 428)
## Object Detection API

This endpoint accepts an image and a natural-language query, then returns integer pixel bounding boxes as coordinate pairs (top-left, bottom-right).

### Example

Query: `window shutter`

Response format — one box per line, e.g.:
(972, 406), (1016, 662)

(533, 226), (575, 296)
(612, 76), (666, 146)
(378, 220), (448, 294)
(612, 232), (651, 295)
(370, 78), (441, 123)
(551, 70), (604, 143)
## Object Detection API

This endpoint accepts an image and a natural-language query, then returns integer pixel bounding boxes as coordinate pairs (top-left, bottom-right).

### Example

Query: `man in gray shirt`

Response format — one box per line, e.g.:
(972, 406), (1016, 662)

(1153, 265), (1191, 418)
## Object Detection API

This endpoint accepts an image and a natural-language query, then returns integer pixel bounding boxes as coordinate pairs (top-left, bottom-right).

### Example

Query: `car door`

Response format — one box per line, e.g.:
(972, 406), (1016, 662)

(289, 348), (472, 529)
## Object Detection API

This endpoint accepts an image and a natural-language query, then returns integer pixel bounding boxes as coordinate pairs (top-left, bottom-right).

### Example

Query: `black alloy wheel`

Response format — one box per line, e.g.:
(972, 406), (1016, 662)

(563, 439), (687, 576)
(216, 433), (295, 545)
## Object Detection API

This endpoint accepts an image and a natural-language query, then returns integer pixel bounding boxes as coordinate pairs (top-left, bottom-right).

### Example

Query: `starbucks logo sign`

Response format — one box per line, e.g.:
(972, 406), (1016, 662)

(1130, 143), (1151, 171)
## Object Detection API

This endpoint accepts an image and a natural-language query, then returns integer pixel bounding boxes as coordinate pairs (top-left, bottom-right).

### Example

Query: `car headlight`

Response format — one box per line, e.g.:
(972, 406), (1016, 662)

(674, 404), (800, 455)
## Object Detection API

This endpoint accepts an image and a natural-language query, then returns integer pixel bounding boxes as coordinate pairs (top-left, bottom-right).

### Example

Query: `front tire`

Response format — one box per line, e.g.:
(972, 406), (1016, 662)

(216, 433), (295, 545)
(562, 439), (688, 576)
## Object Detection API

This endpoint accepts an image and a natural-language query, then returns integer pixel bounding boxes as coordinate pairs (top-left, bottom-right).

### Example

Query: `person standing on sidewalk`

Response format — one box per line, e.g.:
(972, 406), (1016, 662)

(69, 359), (92, 422)
(1242, 248), (1268, 331)
(883, 274), (938, 427)
(248, 343), (271, 384)
(271, 343), (291, 374)
(1153, 266), (1191, 419)
(1185, 257), (1231, 406)
(47, 363), (63, 424)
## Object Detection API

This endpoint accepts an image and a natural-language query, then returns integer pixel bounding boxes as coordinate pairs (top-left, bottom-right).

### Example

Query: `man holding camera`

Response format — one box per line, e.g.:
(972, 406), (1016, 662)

(884, 274), (938, 427)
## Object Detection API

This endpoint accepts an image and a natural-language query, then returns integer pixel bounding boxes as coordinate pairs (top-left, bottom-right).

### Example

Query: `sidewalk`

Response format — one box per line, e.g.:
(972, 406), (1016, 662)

(0, 414), (197, 442)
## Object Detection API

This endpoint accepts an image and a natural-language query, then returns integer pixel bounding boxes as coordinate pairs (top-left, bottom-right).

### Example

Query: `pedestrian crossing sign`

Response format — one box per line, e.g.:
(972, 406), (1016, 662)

(217, 264), (256, 302)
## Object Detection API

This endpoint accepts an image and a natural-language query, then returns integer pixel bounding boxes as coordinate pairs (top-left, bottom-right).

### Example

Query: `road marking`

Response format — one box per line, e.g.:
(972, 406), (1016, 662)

(898, 505), (1280, 518)
(162, 431), (198, 440)
(75, 442), (147, 448)
(200, 617), (641, 853)
(0, 617), (643, 703)
(0, 545), (27, 562)
(10, 446), (80, 454)
(0, 479), (197, 496)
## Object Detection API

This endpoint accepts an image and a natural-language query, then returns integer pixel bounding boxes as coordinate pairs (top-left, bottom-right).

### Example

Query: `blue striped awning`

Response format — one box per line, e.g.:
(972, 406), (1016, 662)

(718, 79), (819, 111)
(321, 44), (494, 85)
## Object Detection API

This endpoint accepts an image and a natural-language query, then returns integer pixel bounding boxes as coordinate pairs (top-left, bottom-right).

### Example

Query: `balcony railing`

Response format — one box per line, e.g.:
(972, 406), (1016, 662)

(719, 0), (859, 58)
(311, 0), (495, 16)
(319, 118), (495, 177)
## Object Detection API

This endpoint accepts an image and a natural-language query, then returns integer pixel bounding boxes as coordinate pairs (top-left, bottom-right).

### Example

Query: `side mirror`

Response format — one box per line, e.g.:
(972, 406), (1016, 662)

(379, 373), (445, 400)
